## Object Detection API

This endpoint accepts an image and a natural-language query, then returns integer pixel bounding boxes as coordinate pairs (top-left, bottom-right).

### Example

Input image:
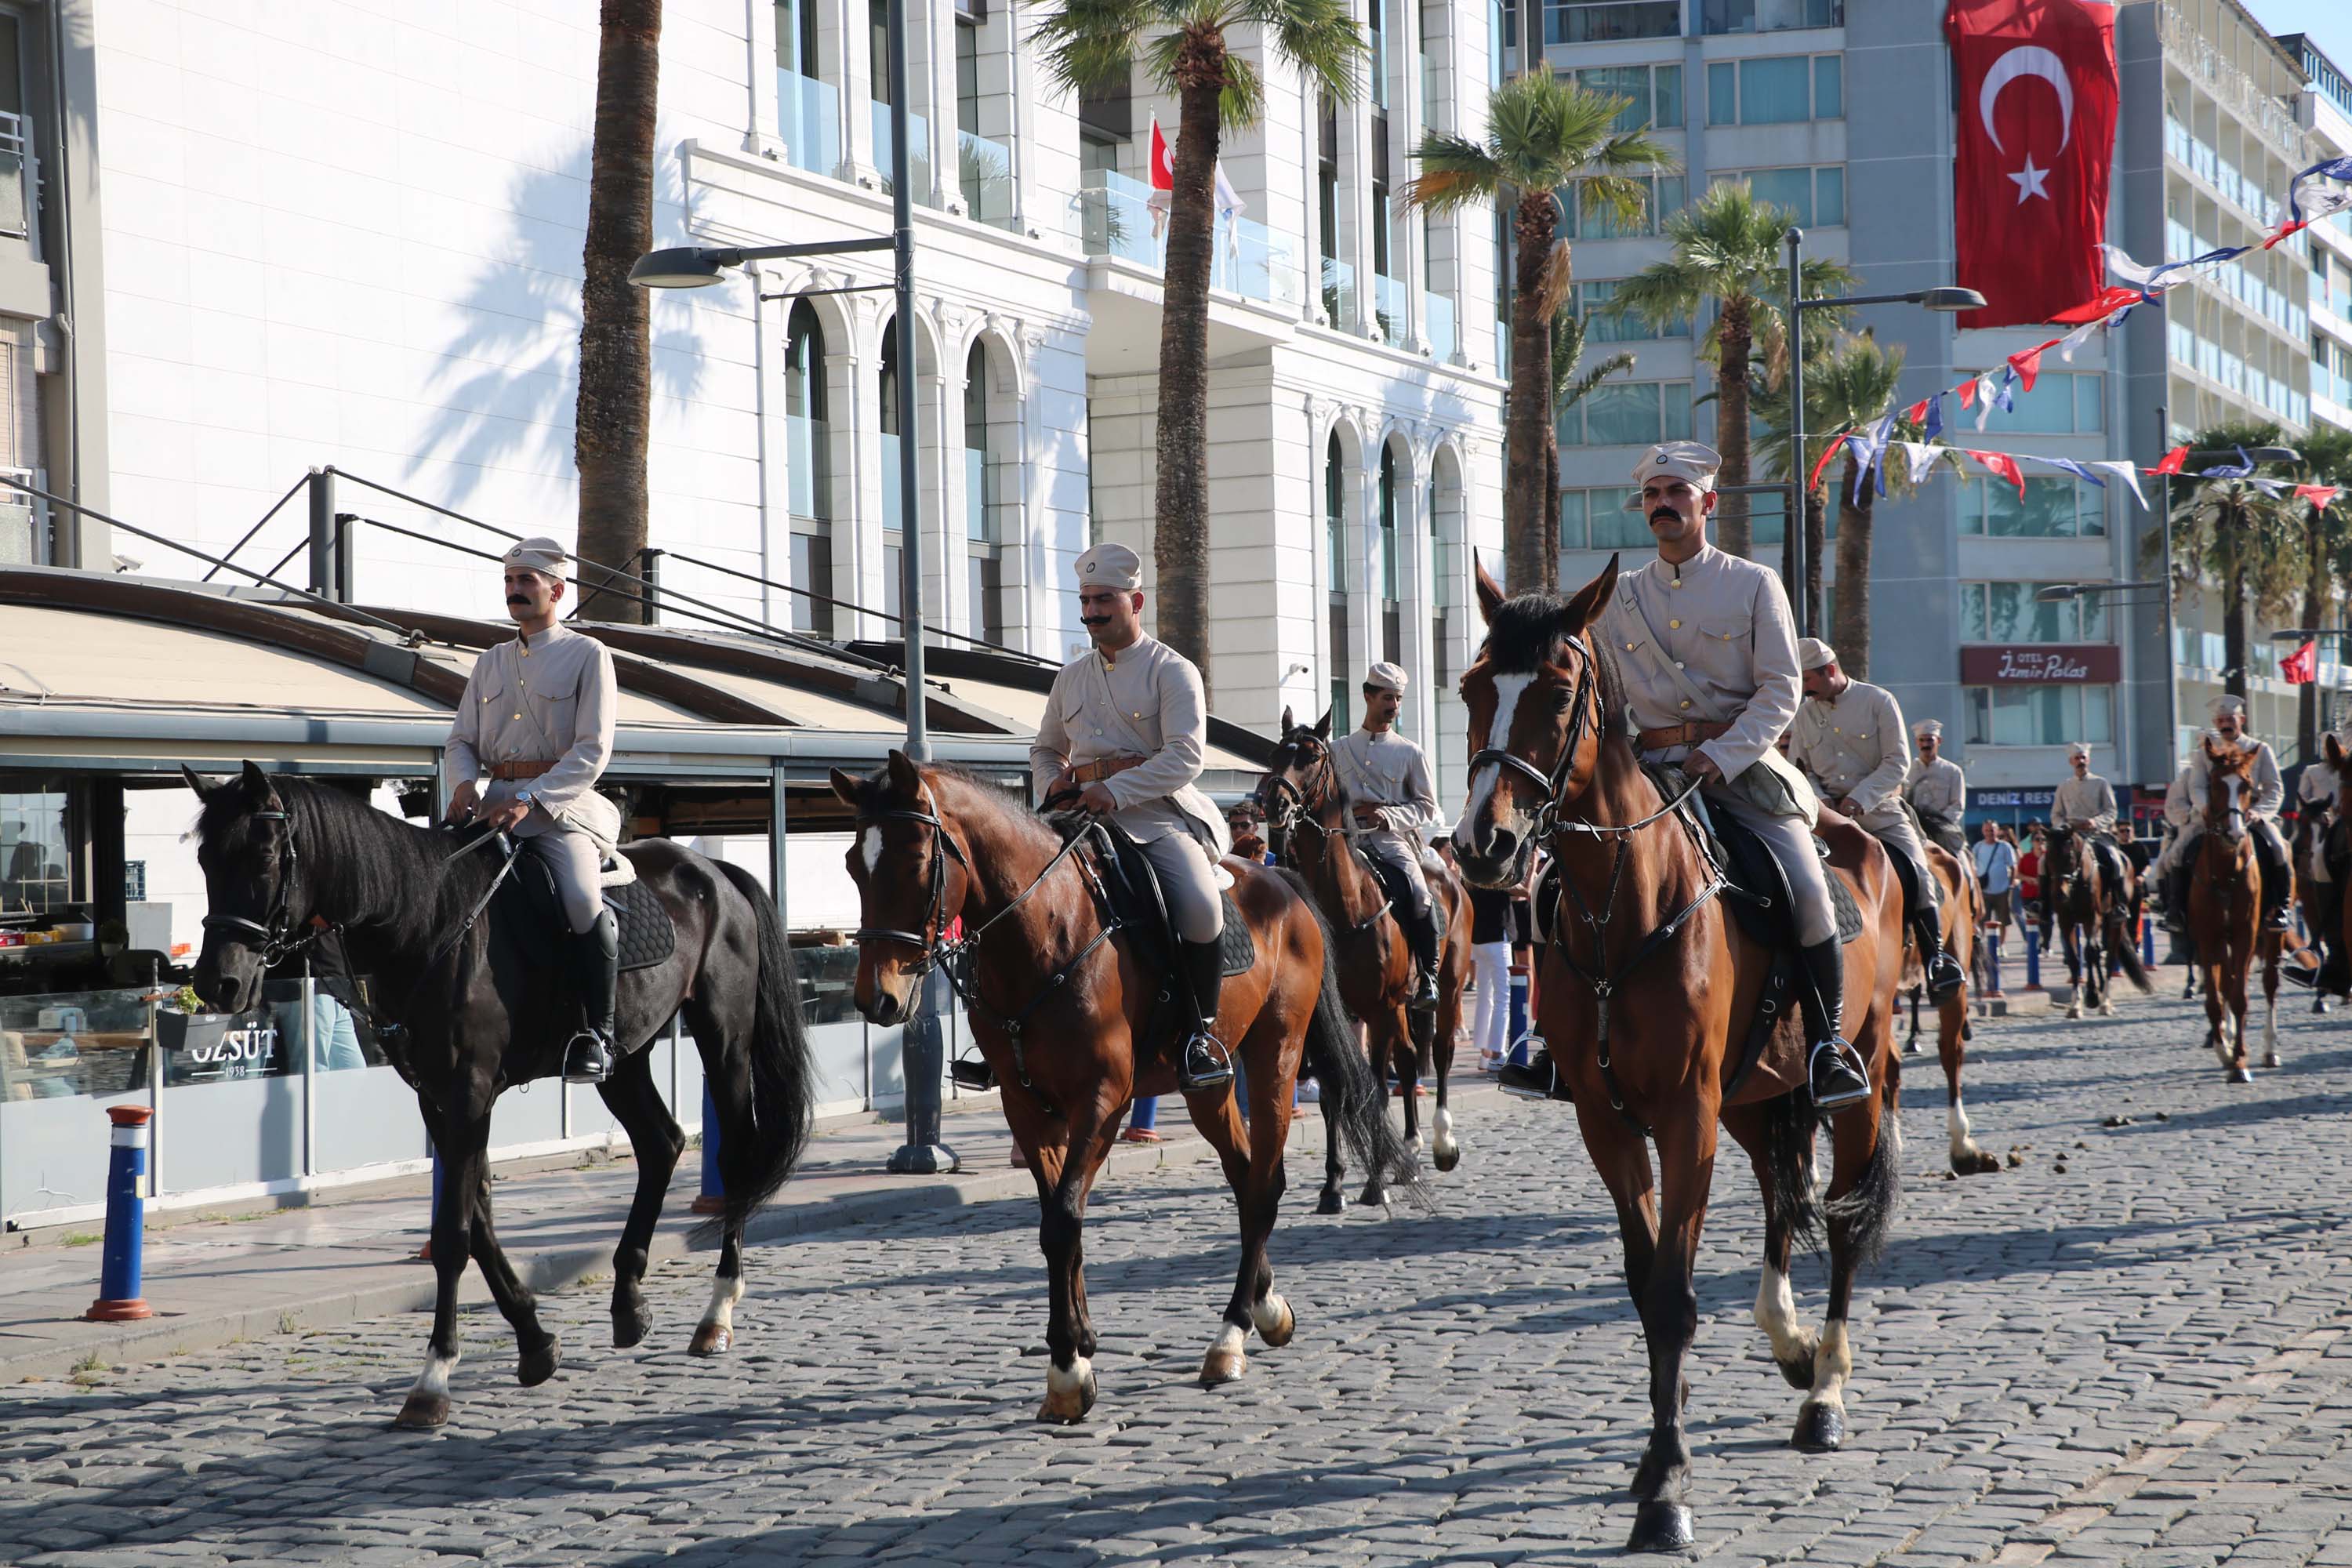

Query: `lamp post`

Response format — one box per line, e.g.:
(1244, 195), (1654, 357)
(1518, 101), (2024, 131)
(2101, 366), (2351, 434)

(634, 0), (954, 1174)
(1782, 226), (1984, 641)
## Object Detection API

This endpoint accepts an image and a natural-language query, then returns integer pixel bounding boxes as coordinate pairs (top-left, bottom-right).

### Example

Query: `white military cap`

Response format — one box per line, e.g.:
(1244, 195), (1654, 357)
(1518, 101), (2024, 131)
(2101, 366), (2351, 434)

(1363, 661), (1408, 693)
(1074, 542), (1142, 591)
(2208, 695), (2247, 720)
(502, 536), (569, 578)
(1632, 440), (1723, 492)
(2067, 741), (2092, 760)
(1796, 637), (1838, 671)
(1914, 719), (1944, 740)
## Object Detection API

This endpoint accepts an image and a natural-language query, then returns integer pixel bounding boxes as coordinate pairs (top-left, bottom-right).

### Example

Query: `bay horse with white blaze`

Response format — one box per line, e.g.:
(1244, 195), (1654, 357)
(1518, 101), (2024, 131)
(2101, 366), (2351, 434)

(186, 764), (817, 1428)
(1451, 562), (1904, 1554)
(1257, 709), (1475, 1207)
(2187, 739), (2287, 1080)
(829, 754), (1417, 1421)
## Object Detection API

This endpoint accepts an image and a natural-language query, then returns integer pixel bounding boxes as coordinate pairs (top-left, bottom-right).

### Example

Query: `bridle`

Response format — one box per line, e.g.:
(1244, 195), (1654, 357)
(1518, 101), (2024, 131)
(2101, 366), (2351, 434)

(201, 806), (338, 971)
(1259, 730), (1395, 932)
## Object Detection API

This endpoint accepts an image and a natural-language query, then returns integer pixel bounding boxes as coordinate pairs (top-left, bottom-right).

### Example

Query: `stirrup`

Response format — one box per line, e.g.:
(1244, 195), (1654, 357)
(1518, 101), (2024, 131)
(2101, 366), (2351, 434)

(1497, 1042), (1571, 1103)
(1410, 971), (1440, 1012)
(562, 1029), (614, 1085)
(1808, 1037), (1870, 1116)
(1179, 1031), (1234, 1092)
(949, 1056), (997, 1091)
(1926, 950), (1965, 1001)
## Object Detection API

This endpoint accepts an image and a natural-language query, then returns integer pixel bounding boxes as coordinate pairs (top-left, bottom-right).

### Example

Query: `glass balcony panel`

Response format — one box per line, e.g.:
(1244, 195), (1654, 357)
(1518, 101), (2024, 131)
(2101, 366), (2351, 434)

(1425, 290), (1457, 361)
(1322, 256), (1357, 328)
(1080, 169), (1160, 266)
(1374, 274), (1408, 347)
(872, 103), (934, 205)
(779, 71), (840, 176)
(1212, 215), (1301, 307)
(0, 112), (28, 238)
(959, 130), (1015, 230)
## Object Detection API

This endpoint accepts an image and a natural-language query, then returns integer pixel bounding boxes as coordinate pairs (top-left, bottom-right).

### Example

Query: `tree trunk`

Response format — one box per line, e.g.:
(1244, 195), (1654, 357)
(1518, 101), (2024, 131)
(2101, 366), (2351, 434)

(2299, 523), (2324, 763)
(2223, 557), (2248, 702)
(574, 0), (663, 624)
(1802, 480), (1827, 637)
(1831, 453), (1872, 679)
(1544, 430), (1561, 586)
(1151, 61), (1225, 695)
(1504, 194), (1556, 594)
(1714, 299), (1752, 558)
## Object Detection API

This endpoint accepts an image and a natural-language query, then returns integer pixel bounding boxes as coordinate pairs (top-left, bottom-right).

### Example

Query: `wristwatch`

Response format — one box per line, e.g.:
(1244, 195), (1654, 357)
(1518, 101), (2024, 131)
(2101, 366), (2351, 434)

(516, 789), (536, 810)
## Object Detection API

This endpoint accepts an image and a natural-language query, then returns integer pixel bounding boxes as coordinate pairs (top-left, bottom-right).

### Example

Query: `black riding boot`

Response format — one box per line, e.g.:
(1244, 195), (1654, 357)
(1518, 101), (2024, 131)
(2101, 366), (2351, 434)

(1495, 1037), (1573, 1102)
(1915, 910), (1965, 1001)
(2317, 883), (2350, 993)
(2258, 840), (2293, 934)
(562, 908), (619, 1084)
(1798, 938), (1870, 1116)
(1407, 902), (1443, 1012)
(2163, 864), (2192, 935)
(1177, 938), (1234, 1091)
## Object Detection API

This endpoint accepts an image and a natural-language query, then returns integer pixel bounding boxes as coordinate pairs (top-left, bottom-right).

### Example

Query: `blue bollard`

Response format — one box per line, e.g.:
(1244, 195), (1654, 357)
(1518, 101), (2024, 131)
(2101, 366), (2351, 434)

(2142, 916), (2155, 967)
(1982, 927), (2003, 996)
(2024, 924), (2042, 989)
(1507, 971), (1531, 1066)
(691, 1085), (725, 1216)
(85, 1105), (154, 1322)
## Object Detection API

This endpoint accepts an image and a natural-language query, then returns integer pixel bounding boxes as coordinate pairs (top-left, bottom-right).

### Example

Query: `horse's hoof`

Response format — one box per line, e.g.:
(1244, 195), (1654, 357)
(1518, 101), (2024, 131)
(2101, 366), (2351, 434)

(1432, 1143), (1461, 1174)
(516, 1335), (560, 1388)
(393, 1392), (450, 1430)
(2263, 1052), (2281, 1069)
(1403, 1133), (1423, 1154)
(1038, 1359), (1097, 1422)
(2064, 1005), (2082, 1020)
(1359, 1184), (1389, 1208)
(1792, 1400), (1846, 1452)
(688, 1322), (732, 1358)
(2229, 1065), (2254, 1084)
(1957, 1149), (2002, 1178)
(1315, 1187), (1348, 1215)
(1200, 1346), (1247, 1386)
(612, 1301), (652, 1350)
(1776, 1355), (1814, 1392)
(1251, 1294), (1297, 1349)
(1625, 1501), (1696, 1553)
(1904, 1036), (1923, 1055)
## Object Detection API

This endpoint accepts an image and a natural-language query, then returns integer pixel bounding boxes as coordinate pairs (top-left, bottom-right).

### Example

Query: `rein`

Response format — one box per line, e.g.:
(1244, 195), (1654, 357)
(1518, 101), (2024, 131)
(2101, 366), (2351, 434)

(1265, 738), (1392, 934)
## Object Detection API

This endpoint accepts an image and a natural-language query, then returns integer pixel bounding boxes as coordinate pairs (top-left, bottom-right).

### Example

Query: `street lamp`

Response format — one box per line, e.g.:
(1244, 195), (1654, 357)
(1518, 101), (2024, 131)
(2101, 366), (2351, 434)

(2034, 580), (2163, 603)
(632, 0), (954, 1174)
(1783, 226), (1985, 639)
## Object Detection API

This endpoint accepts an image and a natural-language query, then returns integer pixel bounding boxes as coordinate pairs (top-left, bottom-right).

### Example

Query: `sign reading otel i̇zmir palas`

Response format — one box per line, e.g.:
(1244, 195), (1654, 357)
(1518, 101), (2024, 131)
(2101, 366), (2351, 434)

(1958, 644), (2123, 684)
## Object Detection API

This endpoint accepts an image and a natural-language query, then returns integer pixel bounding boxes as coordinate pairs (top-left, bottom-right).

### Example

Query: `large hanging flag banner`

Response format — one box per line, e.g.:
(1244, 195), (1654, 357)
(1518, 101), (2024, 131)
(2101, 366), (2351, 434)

(1947, 0), (2119, 328)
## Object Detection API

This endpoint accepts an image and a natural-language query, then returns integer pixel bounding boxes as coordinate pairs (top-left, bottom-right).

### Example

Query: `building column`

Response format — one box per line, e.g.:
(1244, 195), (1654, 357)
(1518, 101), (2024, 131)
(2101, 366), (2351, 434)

(750, 264), (793, 626)
(744, 0), (788, 161)
(924, 0), (963, 214)
(1338, 45), (1374, 339)
(1389, 0), (1425, 355)
(845, 307), (889, 639)
(828, 0), (876, 183)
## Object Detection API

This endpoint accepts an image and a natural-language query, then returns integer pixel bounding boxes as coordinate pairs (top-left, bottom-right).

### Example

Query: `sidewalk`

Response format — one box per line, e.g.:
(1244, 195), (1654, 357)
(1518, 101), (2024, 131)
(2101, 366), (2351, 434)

(1, 1082), (1495, 1385)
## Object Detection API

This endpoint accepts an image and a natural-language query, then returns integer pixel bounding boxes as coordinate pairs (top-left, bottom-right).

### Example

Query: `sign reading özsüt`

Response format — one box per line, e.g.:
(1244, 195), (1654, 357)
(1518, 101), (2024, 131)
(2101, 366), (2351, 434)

(1959, 644), (2122, 685)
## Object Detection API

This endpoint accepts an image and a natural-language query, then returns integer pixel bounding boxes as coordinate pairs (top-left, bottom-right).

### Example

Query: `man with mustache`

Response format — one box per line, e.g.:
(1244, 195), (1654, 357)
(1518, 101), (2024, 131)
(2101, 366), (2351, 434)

(2161, 695), (2291, 938)
(445, 537), (624, 1083)
(2045, 740), (2132, 938)
(1334, 662), (1446, 1011)
(1032, 543), (1236, 1090)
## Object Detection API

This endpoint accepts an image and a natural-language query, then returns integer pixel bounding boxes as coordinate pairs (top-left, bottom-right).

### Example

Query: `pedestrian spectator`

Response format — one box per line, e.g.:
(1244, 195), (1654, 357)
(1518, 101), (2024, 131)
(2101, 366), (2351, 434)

(2019, 826), (2045, 911)
(1123, 1096), (1162, 1143)
(1226, 803), (1275, 866)
(1973, 818), (2018, 929)
(1468, 880), (1514, 1071)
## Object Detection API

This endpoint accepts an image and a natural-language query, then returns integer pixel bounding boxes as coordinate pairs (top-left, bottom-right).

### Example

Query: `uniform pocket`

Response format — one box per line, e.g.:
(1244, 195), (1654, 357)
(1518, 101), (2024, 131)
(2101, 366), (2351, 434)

(1700, 615), (1752, 645)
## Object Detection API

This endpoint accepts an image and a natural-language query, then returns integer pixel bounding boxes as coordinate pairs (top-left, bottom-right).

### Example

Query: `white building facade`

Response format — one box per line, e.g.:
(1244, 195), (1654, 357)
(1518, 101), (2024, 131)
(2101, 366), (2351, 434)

(31, 0), (1505, 801)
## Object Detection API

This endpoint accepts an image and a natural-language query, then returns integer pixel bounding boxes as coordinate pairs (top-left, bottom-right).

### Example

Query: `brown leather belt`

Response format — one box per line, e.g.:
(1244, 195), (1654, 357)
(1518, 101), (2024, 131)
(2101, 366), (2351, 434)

(490, 760), (561, 782)
(1069, 755), (1147, 785)
(1635, 720), (1732, 753)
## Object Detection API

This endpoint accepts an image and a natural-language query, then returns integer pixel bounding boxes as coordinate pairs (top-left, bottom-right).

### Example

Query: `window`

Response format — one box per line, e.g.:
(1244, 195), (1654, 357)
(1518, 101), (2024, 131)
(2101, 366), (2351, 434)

(1965, 686), (2114, 747)
(1377, 445), (1402, 661)
(964, 344), (1002, 646)
(1578, 279), (1687, 341)
(1963, 370), (2103, 434)
(1558, 487), (1661, 552)
(1716, 165), (1844, 227)
(1368, 0), (1388, 109)
(785, 302), (833, 638)
(1327, 434), (1351, 732)
(1957, 477), (2104, 539)
(0, 779), (74, 914)
(1700, 0), (1842, 33)
(1543, 0), (1679, 45)
(1706, 55), (1840, 125)
(1957, 582), (2110, 643)
(1575, 64), (1682, 132)
(1558, 174), (1688, 239)
(1558, 381), (1694, 447)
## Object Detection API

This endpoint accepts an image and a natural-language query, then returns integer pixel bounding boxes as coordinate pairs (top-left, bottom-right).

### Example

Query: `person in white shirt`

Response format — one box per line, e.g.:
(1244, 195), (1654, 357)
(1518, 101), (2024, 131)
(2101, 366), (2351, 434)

(2161, 696), (2290, 936)
(1331, 662), (1446, 1010)
(1973, 818), (2018, 927)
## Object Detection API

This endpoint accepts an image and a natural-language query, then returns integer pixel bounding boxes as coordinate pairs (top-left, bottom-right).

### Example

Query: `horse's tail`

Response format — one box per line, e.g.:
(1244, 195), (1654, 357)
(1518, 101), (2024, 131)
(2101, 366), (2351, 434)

(1823, 1097), (1904, 1269)
(709, 858), (818, 1236)
(1275, 866), (1428, 1209)
(1762, 1087), (1825, 1258)
(2109, 906), (2154, 994)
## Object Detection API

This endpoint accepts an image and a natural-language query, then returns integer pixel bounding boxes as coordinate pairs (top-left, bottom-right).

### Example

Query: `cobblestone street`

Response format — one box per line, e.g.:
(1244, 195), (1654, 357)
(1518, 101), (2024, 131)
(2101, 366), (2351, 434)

(5, 988), (2351, 1567)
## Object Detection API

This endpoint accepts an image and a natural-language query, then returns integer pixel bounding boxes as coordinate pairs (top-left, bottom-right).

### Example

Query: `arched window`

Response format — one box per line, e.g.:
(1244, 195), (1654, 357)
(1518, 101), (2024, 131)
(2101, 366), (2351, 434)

(964, 342), (1003, 645)
(1378, 442), (1401, 663)
(785, 301), (832, 638)
(880, 320), (903, 625)
(1326, 432), (1350, 732)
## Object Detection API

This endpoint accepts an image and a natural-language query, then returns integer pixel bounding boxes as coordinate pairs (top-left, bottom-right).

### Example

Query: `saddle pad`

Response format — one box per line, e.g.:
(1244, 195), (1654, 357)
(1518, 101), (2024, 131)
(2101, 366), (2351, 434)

(1084, 821), (1257, 978)
(1215, 892), (1255, 975)
(501, 850), (677, 974)
(608, 878), (676, 973)
(1673, 775), (1864, 949)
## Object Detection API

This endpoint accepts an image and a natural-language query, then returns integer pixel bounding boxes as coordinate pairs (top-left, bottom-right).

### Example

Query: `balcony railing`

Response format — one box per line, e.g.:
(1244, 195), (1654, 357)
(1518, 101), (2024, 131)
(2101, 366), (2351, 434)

(778, 71), (840, 177)
(960, 130), (1015, 230)
(873, 104), (933, 205)
(1210, 216), (1301, 309)
(1425, 291), (1457, 361)
(1321, 256), (1356, 328)
(1374, 274), (1408, 348)
(1078, 169), (1302, 310)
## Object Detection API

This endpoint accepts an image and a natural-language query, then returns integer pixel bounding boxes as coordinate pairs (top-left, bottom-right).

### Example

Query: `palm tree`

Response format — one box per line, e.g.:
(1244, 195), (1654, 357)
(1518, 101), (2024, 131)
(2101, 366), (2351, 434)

(1610, 181), (1853, 559)
(2290, 426), (2352, 761)
(2148, 422), (2303, 702)
(1030, 0), (1365, 696)
(1809, 333), (1945, 680)
(575, 0), (663, 622)
(1545, 309), (1633, 561)
(1402, 69), (1672, 592)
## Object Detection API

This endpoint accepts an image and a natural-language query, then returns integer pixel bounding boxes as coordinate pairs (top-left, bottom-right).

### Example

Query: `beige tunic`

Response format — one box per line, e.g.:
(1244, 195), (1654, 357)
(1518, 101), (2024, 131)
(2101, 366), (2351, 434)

(1029, 634), (1228, 852)
(1790, 680), (1911, 821)
(2187, 736), (2284, 820)
(1332, 728), (1440, 848)
(2050, 772), (2118, 834)
(2298, 756), (2343, 810)
(446, 624), (622, 849)
(1905, 756), (1967, 822)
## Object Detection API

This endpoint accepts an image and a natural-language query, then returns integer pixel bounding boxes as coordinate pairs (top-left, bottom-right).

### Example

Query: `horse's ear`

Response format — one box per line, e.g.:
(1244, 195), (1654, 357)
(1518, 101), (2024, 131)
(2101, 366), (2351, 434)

(1314, 708), (1333, 740)
(1279, 704), (1294, 734)
(828, 768), (863, 809)
(885, 749), (922, 797)
(239, 760), (281, 806)
(180, 764), (213, 800)
(1561, 555), (1620, 636)
(2330, 734), (2347, 768)
(1474, 558), (1506, 626)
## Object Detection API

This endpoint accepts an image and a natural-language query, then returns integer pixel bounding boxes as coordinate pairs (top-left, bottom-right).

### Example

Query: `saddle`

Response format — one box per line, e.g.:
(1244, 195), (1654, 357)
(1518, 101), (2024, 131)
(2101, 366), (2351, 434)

(501, 844), (677, 973)
(1081, 819), (1254, 981)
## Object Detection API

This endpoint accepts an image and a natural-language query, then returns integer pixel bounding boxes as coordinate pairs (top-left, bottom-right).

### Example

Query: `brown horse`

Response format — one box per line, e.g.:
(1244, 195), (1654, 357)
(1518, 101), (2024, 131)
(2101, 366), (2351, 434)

(2045, 824), (2151, 1019)
(1450, 561), (1904, 1553)
(1256, 709), (1475, 1207)
(2188, 739), (2286, 1081)
(1904, 843), (1998, 1175)
(829, 754), (1417, 1421)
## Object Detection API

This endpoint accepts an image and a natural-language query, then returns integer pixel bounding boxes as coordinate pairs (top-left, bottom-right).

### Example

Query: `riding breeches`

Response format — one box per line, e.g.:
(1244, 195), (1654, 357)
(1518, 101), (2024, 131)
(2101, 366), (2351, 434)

(1706, 784), (1838, 948)
(2171, 817), (2291, 891)
(1138, 831), (1224, 944)
(520, 823), (603, 935)
(1360, 835), (1435, 921)
(1855, 804), (1939, 920)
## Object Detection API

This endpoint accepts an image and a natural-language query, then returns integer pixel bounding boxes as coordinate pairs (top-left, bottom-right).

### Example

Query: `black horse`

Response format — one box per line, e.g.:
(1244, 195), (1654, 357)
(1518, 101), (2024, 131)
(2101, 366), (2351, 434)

(186, 763), (816, 1428)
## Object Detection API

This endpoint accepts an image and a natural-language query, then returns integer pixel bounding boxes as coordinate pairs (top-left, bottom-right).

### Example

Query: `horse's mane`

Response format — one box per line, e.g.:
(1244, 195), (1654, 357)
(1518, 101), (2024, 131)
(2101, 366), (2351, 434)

(1477, 587), (1629, 716)
(197, 774), (488, 946)
(845, 760), (1065, 856)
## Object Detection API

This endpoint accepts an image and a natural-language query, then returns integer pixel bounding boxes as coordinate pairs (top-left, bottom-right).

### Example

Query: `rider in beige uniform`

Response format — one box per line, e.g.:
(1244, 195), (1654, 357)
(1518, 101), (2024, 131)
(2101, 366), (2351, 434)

(2044, 742), (2131, 935)
(1332, 662), (1445, 1011)
(2161, 695), (2291, 936)
(1790, 640), (1962, 1000)
(1588, 440), (1870, 1114)
(445, 537), (623, 1083)
(1904, 720), (1969, 858)
(1031, 542), (1235, 1091)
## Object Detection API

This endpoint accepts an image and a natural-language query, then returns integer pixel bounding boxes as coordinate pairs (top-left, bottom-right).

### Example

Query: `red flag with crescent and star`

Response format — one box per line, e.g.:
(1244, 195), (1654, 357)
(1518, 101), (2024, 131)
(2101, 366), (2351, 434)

(1947, 0), (2118, 328)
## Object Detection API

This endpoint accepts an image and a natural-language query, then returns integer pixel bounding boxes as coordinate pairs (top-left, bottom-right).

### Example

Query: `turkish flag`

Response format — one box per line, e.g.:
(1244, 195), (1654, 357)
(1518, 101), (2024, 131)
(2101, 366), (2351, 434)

(2281, 641), (2318, 685)
(1948, 0), (2118, 328)
(1148, 115), (1174, 193)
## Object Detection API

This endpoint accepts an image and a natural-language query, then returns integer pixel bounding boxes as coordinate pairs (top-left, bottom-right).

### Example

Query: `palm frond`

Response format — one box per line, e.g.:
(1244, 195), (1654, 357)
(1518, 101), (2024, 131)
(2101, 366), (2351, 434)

(1236, 0), (1367, 103)
(1399, 134), (1507, 213)
(1534, 238), (1573, 324)
(1022, 0), (1163, 97)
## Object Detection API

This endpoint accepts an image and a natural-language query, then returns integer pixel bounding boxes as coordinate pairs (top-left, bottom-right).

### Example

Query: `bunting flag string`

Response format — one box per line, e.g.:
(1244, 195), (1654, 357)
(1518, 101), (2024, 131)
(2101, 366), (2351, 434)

(1802, 431), (2340, 517)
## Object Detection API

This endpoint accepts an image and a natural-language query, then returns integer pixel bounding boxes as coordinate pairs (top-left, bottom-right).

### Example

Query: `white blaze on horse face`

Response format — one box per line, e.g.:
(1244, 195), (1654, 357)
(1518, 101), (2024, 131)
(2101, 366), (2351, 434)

(861, 826), (882, 877)
(1459, 673), (1534, 838)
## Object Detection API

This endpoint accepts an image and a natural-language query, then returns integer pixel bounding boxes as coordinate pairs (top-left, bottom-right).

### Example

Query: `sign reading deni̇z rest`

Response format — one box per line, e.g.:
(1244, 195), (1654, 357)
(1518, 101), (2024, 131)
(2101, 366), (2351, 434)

(1959, 644), (2122, 684)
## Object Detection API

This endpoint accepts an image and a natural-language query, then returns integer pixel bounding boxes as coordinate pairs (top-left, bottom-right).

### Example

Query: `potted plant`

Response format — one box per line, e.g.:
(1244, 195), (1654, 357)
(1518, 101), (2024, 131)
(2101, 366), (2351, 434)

(156, 985), (230, 1054)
